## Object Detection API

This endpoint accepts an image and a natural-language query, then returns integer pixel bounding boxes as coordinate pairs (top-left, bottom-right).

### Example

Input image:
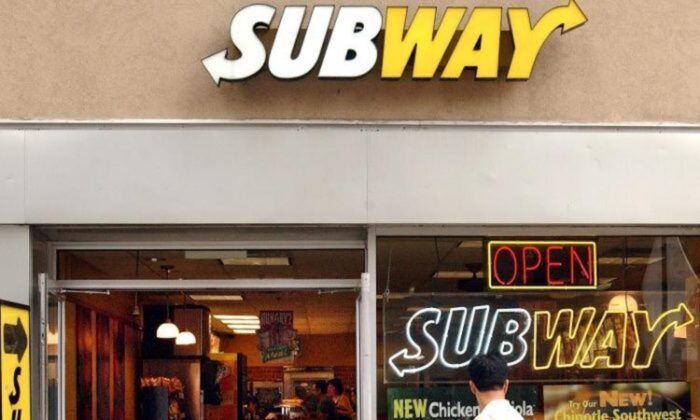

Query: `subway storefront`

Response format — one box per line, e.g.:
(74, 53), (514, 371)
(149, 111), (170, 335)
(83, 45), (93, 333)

(1, 0), (700, 419)
(22, 229), (700, 420)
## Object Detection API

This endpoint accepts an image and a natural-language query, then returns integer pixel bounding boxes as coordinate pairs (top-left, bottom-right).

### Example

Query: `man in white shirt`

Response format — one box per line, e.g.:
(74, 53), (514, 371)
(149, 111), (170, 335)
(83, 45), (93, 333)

(468, 353), (524, 420)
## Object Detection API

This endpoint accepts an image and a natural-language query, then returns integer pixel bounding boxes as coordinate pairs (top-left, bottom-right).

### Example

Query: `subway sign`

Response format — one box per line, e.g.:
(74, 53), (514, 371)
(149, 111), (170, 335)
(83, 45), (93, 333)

(488, 240), (597, 290)
(386, 301), (694, 381)
(202, 0), (587, 84)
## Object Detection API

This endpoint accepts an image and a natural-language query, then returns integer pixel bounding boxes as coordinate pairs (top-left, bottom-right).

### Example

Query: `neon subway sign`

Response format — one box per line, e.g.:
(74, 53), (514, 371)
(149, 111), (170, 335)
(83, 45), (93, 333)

(388, 303), (694, 378)
(387, 240), (695, 378)
(202, 0), (587, 84)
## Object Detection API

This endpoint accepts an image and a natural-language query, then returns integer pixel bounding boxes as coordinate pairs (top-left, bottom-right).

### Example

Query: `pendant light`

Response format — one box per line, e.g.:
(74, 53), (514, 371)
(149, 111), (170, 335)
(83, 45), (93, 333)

(176, 293), (197, 346)
(131, 291), (141, 317)
(131, 253), (141, 317)
(157, 265), (180, 339)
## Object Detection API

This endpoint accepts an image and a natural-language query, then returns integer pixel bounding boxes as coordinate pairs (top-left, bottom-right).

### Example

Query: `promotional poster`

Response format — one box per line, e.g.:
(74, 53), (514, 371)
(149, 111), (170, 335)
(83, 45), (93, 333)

(258, 311), (301, 363)
(544, 382), (692, 420)
(387, 385), (539, 420)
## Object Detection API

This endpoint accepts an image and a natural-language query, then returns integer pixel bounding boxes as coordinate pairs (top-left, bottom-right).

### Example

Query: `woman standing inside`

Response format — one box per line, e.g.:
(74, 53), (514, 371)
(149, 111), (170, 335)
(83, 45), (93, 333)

(327, 379), (354, 420)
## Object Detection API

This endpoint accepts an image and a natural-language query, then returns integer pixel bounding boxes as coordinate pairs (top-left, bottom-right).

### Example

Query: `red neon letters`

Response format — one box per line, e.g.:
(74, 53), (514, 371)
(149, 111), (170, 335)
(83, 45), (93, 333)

(488, 241), (597, 290)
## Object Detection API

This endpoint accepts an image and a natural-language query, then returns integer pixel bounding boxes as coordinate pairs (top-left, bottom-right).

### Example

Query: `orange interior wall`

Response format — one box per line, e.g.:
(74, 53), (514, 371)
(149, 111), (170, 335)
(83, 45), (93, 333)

(64, 297), (139, 420)
(220, 333), (358, 389)
(219, 333), (356, 367)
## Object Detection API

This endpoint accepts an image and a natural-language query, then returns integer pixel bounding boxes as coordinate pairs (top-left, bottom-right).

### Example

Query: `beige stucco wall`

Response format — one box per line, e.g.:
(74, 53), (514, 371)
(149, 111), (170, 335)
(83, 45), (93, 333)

(0, 0), (698, 122)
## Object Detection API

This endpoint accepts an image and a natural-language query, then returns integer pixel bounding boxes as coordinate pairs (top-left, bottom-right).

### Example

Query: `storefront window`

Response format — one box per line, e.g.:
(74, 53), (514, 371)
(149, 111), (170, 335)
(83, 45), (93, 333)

(377, 236), (700, 419)
(52, 248), (363, 419)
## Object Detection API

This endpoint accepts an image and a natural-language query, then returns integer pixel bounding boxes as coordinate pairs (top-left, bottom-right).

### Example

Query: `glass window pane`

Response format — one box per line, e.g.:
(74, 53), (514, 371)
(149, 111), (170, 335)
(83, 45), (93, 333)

(377, 236), (700, 419)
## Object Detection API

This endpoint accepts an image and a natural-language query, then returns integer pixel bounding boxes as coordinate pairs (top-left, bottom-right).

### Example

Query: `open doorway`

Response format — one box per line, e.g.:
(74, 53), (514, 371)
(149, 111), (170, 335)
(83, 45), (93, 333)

(49, 248), (363, 420)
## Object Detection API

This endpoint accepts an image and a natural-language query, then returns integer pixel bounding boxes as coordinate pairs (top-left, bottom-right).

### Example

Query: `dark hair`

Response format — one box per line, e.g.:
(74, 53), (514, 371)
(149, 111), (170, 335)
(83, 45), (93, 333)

(328, 378), (344, 395)
(246, 396), (259, 406)
(468, 353), (509, 392)
(314, 380), (328, 394)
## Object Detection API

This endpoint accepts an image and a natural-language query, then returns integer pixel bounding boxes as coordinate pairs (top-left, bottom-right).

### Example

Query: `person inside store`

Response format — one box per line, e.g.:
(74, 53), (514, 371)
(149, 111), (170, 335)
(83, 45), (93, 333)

(304, 384), (320, 415)
(311, 380), (338, 420)
(348, 387), (357, 413)
(244, 395), (261, 420)
(468, 353), (523, 420)
(328, 378), (354, 420)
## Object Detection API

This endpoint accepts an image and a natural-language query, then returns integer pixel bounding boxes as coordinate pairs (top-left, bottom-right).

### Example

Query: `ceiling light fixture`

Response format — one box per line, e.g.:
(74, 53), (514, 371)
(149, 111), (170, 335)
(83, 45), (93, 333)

(598, 257), (664, 265)
(184, 251), (291, 266)
(131, 292), (141, 317)
(175, 293), (197, 346)
(596, 277), (617, 290)
(214, 315), (259, 321)
(157, 266), (180, 339)
(176, 330), (197, 345)
(458, 240), (483, 249)
(227, 326), (260, 332)
(185, 250), (248, 259)
(221, 257), (290, 266)
(228, 325), (259, 330)
(232, 329), (258, 335)
(190, 295), (244, 302)
(223, 320), (261, 326)
(433, 271), (484, 279)
(608, 294), (639, 312)
(157, 317), (179, 339)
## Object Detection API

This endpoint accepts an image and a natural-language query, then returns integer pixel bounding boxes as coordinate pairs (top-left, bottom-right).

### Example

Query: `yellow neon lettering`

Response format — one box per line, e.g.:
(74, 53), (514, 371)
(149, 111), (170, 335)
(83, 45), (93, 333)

(442, 8), (501, 79)
(578, 310), (627, 369)
(507, 0), (587, 80)
(532, 308), (595, 370)
(533, 304), (694, 370)
(382, 7), (465, 79)
(631, 303), (694, 369)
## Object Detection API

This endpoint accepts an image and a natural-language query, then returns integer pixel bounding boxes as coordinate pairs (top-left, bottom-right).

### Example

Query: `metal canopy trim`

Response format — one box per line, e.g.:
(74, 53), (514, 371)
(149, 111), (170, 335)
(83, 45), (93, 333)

(51, 278), (362, 291)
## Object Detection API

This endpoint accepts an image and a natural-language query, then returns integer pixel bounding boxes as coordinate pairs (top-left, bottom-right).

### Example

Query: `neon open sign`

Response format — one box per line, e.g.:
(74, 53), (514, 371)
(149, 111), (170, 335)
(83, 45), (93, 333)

(387, 303), (694, 379)
(487, 241), (597, 290)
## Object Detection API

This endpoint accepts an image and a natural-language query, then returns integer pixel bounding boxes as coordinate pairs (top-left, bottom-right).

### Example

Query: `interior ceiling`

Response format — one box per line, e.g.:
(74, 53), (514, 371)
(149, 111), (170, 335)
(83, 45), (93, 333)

(141, 291), (357, 336)
(59, 237), (700, 293)
(59, 248), (363, 336)
(376, 236), (700, 293)
(58, 249), (364, 280)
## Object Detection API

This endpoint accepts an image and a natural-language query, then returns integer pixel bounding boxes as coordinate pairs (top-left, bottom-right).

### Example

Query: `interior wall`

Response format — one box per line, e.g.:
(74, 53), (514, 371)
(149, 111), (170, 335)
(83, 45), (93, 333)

(220, 333), (356, 366)
(221, 333), (358, 392)
(64, 295), (138, 420)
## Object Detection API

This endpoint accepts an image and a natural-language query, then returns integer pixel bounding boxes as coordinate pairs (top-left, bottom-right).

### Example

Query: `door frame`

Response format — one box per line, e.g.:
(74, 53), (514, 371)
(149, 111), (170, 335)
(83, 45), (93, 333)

(40, 229), (374, 420)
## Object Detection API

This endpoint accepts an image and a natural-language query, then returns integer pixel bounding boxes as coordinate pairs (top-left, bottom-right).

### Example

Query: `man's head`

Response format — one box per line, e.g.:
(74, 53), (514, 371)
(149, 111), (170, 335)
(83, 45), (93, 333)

(312, 380), (328, 396)
(328, 378), (344, 396)
(468, 353), (510, 397)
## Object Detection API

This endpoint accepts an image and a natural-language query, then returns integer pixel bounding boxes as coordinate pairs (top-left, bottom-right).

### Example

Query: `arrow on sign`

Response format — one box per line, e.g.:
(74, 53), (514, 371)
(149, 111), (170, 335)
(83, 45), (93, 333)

(4, 318), (27, 362)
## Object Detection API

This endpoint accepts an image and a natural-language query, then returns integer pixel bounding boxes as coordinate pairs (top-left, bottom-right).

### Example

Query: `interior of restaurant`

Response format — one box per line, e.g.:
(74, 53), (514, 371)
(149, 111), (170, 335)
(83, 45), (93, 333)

(48, 235), (700, 419)
(375, 236), (700, 419)
(52, 249), (364, 420)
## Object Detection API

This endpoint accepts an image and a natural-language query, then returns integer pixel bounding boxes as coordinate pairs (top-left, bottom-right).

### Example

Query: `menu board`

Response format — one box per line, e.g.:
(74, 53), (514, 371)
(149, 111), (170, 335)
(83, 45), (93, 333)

(543, 382), (691, 420)
(387, 385), (539, 420)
